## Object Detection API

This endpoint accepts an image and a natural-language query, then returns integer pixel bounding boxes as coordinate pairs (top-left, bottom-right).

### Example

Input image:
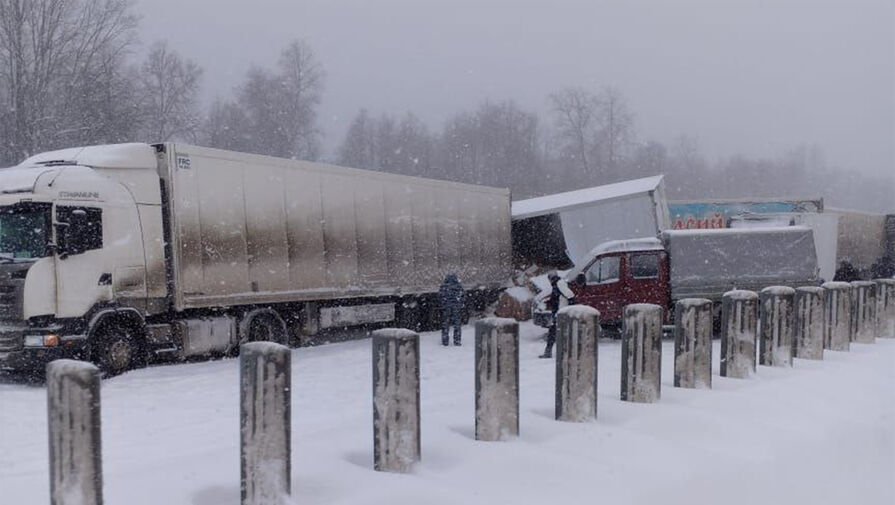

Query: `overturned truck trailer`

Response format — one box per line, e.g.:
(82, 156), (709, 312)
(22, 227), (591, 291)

(0, 143), (512, 374)
(511, 176), (670, 267)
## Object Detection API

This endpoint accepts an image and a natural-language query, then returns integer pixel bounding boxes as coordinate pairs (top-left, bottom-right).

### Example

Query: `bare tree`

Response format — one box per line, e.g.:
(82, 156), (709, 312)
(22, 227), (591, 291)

(138, 41), (202, 142)
(437, 101), (542, 195)
(231, 40), (324, 160)
(549, 87), (600, 176)
(339, 108), (376, 168)
(203, 98), (251, 151)
(0, 0), (138, 164)
(597, 86), (635, 175)
(338, 110), (433, 176)
(277, 39), (324, 160)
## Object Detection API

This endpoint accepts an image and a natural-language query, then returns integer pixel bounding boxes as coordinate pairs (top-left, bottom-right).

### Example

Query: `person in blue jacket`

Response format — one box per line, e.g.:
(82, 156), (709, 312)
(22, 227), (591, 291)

(440, 273), (465, 346)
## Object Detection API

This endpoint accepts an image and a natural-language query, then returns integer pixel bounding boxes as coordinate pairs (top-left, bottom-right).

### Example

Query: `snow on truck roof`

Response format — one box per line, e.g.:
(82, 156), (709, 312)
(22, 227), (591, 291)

(511, 175), (664, 220)
(566, 237), (663, 278)
(0, 166), (57, 194)
(19, 143), (158, 170)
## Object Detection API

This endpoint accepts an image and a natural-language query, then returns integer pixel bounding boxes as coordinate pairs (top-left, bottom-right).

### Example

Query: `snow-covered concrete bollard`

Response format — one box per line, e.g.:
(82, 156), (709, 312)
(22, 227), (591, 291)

(475, 318), (519, 440)
(673, 298), (712, 389)
(621, 304), (662, 403)
(794, 286), (825, 360)
(759, 286), (795, 367)
(372, 328), (420, 472)
(47, 360), (103, 505)
(720, 290), (759, 378)
(876, 279), (895, 338)
(851, 281), (877, 343)
(240, 342), (291, 505)
(822, 282), (852, 351)
(555, 305), (600, 422)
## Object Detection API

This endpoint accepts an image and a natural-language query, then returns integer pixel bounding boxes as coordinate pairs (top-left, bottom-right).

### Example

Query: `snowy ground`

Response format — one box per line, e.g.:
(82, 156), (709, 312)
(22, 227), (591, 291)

(2, 323), (893, 505)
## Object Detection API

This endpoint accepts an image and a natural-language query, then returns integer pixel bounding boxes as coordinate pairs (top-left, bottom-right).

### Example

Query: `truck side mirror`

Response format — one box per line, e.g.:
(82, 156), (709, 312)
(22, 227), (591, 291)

(55, 209), (88, 259)
(575, 273), (586, 286)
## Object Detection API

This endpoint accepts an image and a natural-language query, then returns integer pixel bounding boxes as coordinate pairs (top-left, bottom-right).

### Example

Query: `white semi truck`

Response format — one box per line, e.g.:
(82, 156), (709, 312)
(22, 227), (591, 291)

(0, 143), (512, 374)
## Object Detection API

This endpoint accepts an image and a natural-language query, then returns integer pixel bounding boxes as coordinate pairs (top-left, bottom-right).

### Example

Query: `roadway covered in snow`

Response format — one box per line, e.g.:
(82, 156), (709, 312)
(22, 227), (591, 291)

(2, 323), (893, 505)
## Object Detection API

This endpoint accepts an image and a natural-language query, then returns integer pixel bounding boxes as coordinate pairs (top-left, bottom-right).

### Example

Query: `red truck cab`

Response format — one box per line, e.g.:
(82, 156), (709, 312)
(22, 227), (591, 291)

(567, 238), (671, 326)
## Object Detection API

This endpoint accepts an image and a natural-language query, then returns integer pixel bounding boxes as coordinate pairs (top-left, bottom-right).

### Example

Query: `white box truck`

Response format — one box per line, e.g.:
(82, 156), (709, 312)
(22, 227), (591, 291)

(0, 143), (512, 374)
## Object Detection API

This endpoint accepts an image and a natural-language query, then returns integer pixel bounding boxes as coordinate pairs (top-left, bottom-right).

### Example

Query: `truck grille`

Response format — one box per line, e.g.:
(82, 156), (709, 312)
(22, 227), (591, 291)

(0, 331), (21, 352)
(0, 284), (16, 315)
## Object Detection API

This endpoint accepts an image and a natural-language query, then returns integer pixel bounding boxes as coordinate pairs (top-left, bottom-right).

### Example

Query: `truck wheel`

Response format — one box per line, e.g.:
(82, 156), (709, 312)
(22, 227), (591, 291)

(397, 298), (421, 332)
(248, 314), (287, 345)
(93, 321), (144, 376)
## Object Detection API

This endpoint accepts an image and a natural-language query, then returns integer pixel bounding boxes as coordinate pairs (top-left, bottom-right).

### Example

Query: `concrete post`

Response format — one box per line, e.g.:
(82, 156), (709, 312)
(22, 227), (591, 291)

(851, 281), (877, 343)
(240, 342), (291, 505)
(720, 290), (759, 378)
(47, 360), (103, 505)
(372, 328), (420, 472)
(673, 298), (712, 389)
(794, 286), (825, 360)
(876, 279), (895, 338)
(475, 318), (519, 440)
(759, 286), (795, 367)
(621, 304), (663, 403)
(554, 306), (600, 422)
(822, 282), (852, 351)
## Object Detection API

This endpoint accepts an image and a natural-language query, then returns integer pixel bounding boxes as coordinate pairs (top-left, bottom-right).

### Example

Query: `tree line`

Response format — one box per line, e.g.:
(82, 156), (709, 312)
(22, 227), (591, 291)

(0, 0), (890, 212)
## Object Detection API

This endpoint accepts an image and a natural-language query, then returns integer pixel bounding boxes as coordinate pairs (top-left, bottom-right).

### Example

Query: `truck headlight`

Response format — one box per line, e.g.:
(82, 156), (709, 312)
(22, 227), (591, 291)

(24, 334), (59, 347)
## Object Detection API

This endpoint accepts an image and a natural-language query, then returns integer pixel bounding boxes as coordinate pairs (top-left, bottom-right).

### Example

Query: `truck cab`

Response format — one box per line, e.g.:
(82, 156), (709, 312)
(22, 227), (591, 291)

(0, 145), (167, 375)
(566, 238), (670, 326)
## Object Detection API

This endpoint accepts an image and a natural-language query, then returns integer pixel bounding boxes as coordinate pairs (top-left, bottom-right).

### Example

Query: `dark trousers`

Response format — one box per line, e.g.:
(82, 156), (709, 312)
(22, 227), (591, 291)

(442, 307), (462, 344)
(544, 312), (559, 353)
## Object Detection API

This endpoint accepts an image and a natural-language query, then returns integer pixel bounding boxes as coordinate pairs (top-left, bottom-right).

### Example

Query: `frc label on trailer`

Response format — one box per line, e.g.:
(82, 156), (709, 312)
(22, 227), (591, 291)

(176, 155), (191, 170)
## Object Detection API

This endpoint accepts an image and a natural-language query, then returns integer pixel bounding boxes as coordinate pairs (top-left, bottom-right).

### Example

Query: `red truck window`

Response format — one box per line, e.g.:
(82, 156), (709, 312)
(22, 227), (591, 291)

(584, 255), (620, 284)
(631, 253), (659, 279)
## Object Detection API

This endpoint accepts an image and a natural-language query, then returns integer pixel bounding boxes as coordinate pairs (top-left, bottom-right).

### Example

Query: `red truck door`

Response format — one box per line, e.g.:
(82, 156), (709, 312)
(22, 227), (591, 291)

(572, 253), (626, 324)
(623, 251), (669, 310)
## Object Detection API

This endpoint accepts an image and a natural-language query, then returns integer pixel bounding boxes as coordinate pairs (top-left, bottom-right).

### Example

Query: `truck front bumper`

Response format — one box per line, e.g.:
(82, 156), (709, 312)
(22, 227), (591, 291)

(0, 325), (87, 372)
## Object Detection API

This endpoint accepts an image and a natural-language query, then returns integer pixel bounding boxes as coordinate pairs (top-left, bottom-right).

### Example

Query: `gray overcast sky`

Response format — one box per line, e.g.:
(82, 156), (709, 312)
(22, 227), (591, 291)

(137, 0), (894, 179)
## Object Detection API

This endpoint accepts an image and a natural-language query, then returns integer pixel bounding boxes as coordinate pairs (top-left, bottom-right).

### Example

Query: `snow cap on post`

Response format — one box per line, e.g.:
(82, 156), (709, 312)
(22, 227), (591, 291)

(673, 298), (712, 389)
(47, 359), (103, 505)
(822, 281), (852, 351)
(794, 287), (825, 360)
(555, 306), (600, 421)
(721, 289), (759, 378)
(372, 328), (421, 472)
(475, 318), (520, 441)
(874, 279), (895, 338)
(759, 286), (795, 367)
(240, 341), (291, 505)
(850, 281), (876, 343)
(621, 303), (662, 403)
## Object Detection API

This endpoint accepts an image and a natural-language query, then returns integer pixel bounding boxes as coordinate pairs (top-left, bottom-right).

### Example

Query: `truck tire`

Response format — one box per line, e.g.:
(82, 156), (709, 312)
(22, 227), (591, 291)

(397, 298), (421, 332)
(248, 314), (287, 345)
(92, 320), (144, 376)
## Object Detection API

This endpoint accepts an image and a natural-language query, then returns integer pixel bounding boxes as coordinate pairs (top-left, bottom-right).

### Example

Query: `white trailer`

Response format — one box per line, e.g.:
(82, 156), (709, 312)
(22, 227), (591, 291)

(0, 143), (512, 374)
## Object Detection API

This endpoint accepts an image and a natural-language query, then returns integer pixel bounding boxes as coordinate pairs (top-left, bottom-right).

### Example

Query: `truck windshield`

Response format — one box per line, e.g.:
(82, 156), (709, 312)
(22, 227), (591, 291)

(0, 203), (51, 259)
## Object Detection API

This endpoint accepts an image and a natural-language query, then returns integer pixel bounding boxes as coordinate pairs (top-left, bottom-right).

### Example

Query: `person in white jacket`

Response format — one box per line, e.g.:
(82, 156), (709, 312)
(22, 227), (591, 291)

(539, 271), (577, 358)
